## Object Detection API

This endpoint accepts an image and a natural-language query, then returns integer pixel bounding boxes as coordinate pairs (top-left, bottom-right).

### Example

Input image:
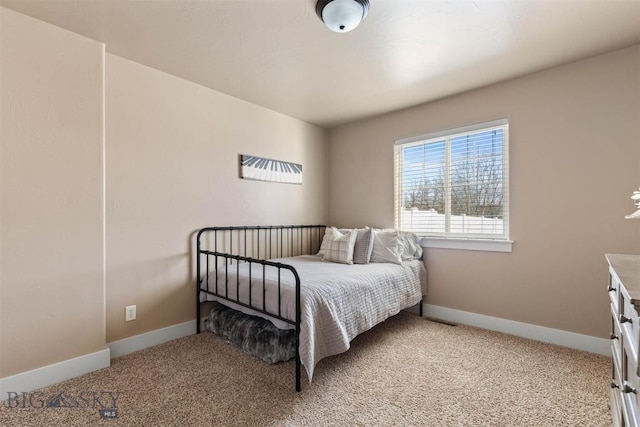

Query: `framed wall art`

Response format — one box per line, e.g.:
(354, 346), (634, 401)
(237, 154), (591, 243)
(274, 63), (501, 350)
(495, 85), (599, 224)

(239, 154), (302, 185)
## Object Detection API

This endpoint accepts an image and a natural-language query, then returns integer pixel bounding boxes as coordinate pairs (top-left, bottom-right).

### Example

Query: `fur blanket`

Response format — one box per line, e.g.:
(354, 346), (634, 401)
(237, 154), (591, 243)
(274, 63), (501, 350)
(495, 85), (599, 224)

(204, 304), (296, 364)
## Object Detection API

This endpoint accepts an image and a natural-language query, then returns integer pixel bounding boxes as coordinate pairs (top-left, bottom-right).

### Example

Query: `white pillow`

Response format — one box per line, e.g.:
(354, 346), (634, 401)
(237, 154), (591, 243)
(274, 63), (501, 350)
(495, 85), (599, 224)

(398, 231), (423, 261)
(318, 227), (353, 256)
(369, 229), (402, 265)
(317, 227), (333, 256)
(322, 228), (357, 265)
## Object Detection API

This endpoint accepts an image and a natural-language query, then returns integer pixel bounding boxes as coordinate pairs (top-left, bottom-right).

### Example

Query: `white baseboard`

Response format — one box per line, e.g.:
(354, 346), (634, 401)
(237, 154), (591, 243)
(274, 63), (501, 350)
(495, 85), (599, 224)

(0, 320), (196, 400)
(0, 347), (111, 399)
(107, 320), (196, 358)
(423, 303), (610, 356)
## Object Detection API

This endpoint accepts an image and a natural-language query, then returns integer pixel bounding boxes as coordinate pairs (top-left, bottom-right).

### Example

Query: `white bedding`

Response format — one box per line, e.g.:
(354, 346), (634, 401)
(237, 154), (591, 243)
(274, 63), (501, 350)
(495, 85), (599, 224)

(200, 254), (426, 382)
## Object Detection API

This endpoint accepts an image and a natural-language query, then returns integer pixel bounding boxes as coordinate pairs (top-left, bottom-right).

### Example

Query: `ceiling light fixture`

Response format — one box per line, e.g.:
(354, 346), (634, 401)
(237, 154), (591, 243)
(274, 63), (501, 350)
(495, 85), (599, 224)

(315, 0), (370, 33)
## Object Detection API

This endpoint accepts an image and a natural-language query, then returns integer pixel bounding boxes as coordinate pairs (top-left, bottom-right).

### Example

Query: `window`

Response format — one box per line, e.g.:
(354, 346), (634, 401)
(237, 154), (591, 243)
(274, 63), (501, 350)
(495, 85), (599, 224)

(394, 119), (509, 247)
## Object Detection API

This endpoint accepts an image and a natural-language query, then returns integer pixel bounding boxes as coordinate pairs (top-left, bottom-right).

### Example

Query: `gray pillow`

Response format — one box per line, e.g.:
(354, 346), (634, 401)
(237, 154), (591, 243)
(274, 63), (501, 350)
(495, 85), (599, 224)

(353, 228), (374, 264)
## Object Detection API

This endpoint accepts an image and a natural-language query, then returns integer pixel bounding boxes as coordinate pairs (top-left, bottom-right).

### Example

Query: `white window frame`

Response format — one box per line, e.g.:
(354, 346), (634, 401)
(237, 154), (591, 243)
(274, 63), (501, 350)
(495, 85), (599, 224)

(394, 118), (512, 252)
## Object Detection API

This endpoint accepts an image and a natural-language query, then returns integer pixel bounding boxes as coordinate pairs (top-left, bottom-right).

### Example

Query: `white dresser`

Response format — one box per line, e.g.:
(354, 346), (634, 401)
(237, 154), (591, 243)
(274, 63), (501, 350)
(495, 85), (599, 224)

(607, 254), (640, 427)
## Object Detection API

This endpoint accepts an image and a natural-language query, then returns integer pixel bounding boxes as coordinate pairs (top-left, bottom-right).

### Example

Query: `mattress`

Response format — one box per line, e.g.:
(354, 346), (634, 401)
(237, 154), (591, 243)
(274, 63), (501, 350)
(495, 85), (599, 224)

(200, 254), (426, 381)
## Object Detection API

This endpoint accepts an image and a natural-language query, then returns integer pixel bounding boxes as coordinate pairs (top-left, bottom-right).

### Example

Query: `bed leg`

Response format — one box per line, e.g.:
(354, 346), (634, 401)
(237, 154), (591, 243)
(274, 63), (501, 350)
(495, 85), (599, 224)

(196, 300), (201, 334)
(419, 299), (423, 317)
(295, 355), (301, 392)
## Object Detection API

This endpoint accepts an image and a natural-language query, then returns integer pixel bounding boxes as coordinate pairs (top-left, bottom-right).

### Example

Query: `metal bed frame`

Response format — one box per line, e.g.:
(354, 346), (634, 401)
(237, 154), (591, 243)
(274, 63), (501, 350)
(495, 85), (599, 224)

(196, 225), (326, 392)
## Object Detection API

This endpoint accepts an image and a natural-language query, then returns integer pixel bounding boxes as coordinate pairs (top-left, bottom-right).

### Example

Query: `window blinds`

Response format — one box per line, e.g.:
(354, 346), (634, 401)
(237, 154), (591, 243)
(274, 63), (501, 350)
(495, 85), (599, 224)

(394, 119), (509, 240)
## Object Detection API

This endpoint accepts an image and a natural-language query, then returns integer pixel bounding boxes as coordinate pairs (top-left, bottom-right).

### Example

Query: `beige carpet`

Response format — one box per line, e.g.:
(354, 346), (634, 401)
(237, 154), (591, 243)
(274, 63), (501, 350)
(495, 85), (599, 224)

(0, 312), (611, 426)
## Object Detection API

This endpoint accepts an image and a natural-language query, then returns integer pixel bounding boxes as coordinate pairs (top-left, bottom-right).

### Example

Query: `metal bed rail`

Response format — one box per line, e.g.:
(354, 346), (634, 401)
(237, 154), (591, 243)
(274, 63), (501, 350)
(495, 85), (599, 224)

(196, 225), (326, 392)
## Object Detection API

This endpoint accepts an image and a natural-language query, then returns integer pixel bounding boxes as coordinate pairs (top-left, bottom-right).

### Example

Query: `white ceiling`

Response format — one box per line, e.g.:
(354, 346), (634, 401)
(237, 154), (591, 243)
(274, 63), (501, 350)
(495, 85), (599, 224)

(2, 0), (639, 128)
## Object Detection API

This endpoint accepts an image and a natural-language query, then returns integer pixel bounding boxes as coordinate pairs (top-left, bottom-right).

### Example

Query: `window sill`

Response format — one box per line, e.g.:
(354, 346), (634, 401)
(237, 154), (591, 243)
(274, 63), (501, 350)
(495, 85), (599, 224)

(419, 237), (513, 253)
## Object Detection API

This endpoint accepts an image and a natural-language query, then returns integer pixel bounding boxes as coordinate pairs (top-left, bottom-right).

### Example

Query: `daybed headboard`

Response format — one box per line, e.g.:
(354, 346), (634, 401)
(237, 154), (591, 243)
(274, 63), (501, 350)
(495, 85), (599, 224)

(196, 225), (326, 333)
(197, 225), (326, 262)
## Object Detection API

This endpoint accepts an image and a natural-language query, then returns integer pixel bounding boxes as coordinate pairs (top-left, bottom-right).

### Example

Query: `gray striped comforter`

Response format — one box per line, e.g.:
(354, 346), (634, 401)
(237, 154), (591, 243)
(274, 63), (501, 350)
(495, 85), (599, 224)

(201, 255), (426, 381)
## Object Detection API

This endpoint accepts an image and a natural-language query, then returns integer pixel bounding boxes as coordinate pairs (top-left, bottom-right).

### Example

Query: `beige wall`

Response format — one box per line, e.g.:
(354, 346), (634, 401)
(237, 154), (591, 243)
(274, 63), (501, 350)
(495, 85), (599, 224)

(0, 7), (328, 381)
(328, 45), (640, 338)
(0, 8), (106, 377)
(105, 55), (328, 342)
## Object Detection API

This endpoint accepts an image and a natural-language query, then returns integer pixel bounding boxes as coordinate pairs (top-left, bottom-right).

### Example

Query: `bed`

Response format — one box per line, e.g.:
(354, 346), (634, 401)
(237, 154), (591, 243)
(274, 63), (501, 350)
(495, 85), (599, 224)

(196, 225), (427, 391)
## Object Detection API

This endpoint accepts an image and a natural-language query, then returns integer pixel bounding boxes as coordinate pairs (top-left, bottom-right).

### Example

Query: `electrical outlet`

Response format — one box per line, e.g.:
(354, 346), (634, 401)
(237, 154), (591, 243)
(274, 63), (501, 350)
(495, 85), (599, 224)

(125, 305), (136, 322)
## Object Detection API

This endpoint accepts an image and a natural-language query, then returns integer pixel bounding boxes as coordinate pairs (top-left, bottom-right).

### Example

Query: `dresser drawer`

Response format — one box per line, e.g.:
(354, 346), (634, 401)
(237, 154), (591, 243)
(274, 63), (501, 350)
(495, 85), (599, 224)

(612, 358), (625, 426)
(623, 390), (640, 427)
(621, 287), (640, 366)
(610, 268), (621, 311)
(613, 306), (623, 365)
(623, 348), (640, 427)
